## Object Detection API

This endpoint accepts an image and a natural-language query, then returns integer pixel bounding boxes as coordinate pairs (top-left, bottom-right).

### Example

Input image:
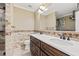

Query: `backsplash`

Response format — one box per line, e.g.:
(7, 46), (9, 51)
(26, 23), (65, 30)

(34, 30), (79, 42)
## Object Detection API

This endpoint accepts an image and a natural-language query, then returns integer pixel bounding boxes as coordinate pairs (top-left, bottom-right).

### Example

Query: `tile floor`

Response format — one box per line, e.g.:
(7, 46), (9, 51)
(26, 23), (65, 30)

(22, 51), (31, 56)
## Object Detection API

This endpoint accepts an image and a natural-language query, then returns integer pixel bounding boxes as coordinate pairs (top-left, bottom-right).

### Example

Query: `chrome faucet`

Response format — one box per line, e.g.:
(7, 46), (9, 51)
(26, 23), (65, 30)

(40, 32), (43, 34)
(60, 33), (70, 40)
(60, 33), (66, 40)
(67, 36), (70, 40)
(62, 34), (66, 40)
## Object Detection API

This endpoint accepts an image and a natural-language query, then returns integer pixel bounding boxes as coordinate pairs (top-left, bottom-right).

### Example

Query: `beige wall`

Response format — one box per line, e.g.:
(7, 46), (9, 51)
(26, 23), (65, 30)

(46, 12), (56, 31)
(13, 6), (34, 30)
(34, 12), (47, 30)
(34, 12), (40, 30)
(34, 12), (56, 31)
(75, 11), (79, 32)
(40, 15), (47, 30)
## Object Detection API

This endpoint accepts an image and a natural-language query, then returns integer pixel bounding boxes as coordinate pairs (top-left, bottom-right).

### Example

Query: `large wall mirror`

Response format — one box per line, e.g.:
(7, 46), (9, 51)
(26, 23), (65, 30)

(35, 3), (79, 31)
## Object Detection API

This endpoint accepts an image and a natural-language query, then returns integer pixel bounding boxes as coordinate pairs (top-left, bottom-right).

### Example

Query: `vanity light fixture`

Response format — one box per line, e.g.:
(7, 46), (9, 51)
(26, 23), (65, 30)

(38, 5), (48, 14)
(40, 5), (48, 11)
(38, 9), (43, 14)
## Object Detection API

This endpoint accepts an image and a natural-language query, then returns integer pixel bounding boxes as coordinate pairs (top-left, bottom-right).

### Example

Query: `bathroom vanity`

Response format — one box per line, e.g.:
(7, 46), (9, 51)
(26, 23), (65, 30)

(30, 33), (79, 56)
(30, 36), (68, 56)
(30, 34), (69, 56)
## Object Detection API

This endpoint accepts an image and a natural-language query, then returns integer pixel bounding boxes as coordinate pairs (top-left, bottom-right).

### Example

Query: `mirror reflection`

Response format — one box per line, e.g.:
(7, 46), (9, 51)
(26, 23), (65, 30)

(35, 3), (78, 31)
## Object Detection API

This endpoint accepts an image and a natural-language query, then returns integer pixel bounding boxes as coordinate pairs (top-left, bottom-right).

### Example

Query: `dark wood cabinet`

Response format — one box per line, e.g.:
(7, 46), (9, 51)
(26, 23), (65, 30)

(30, 36), (41, 56)
(30, 36), (41, 48)
(41, 41), (69, 56)
(30, 36), (69, 56)
(41, 51), (48, 56)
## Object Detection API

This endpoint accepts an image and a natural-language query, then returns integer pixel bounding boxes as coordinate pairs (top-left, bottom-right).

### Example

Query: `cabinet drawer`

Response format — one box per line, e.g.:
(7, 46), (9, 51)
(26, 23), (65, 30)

(30, 36), (41, 48)
(41, 42), (68, 56)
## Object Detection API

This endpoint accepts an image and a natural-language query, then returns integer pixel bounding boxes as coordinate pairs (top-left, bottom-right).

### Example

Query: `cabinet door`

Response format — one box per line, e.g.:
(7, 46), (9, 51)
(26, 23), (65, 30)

(30, 40), (36, 56)
(41, 42), (68, 56)
(30, 42), (41, 56)
(41, 51), (48, 56)
(30, 36), (41, 48)
(35, 45), (41, 56)
(30, 37), (41, 56)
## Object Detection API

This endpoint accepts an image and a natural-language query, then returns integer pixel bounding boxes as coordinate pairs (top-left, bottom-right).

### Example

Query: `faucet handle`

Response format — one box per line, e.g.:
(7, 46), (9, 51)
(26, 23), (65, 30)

(59, 33), (62, 39)
(60, 35), (62, 39)
(62, 35), (66, 40)
(62, 33), (66, 40)
(67, 36), (70, 40)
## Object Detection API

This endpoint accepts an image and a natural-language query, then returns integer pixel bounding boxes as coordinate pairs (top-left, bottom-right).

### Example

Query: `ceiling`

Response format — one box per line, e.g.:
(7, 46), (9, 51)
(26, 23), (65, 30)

(14, 3), (77, 18)
(14, 3), (41, 12)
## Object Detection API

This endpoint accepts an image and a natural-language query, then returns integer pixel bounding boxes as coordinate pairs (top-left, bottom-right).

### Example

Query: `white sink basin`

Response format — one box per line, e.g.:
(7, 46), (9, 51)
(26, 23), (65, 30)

(40, 34), (73, 46)
(50, 38), (73, 46)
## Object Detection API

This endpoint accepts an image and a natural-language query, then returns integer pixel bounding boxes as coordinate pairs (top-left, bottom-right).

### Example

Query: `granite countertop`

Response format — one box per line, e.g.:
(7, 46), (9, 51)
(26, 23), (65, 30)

(30, 33), (79, 56)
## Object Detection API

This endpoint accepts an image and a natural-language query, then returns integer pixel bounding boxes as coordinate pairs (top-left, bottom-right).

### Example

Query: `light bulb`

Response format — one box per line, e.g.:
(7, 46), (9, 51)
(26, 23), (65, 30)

(38, 9), (43, 14)
(40, 6), (48, 11)
(40, 6), (46, 10)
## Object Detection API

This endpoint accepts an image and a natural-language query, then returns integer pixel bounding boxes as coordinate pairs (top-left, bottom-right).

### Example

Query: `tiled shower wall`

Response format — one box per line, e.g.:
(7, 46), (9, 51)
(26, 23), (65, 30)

(5, 4), (34, 56)
(6, 31), (33, 55)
